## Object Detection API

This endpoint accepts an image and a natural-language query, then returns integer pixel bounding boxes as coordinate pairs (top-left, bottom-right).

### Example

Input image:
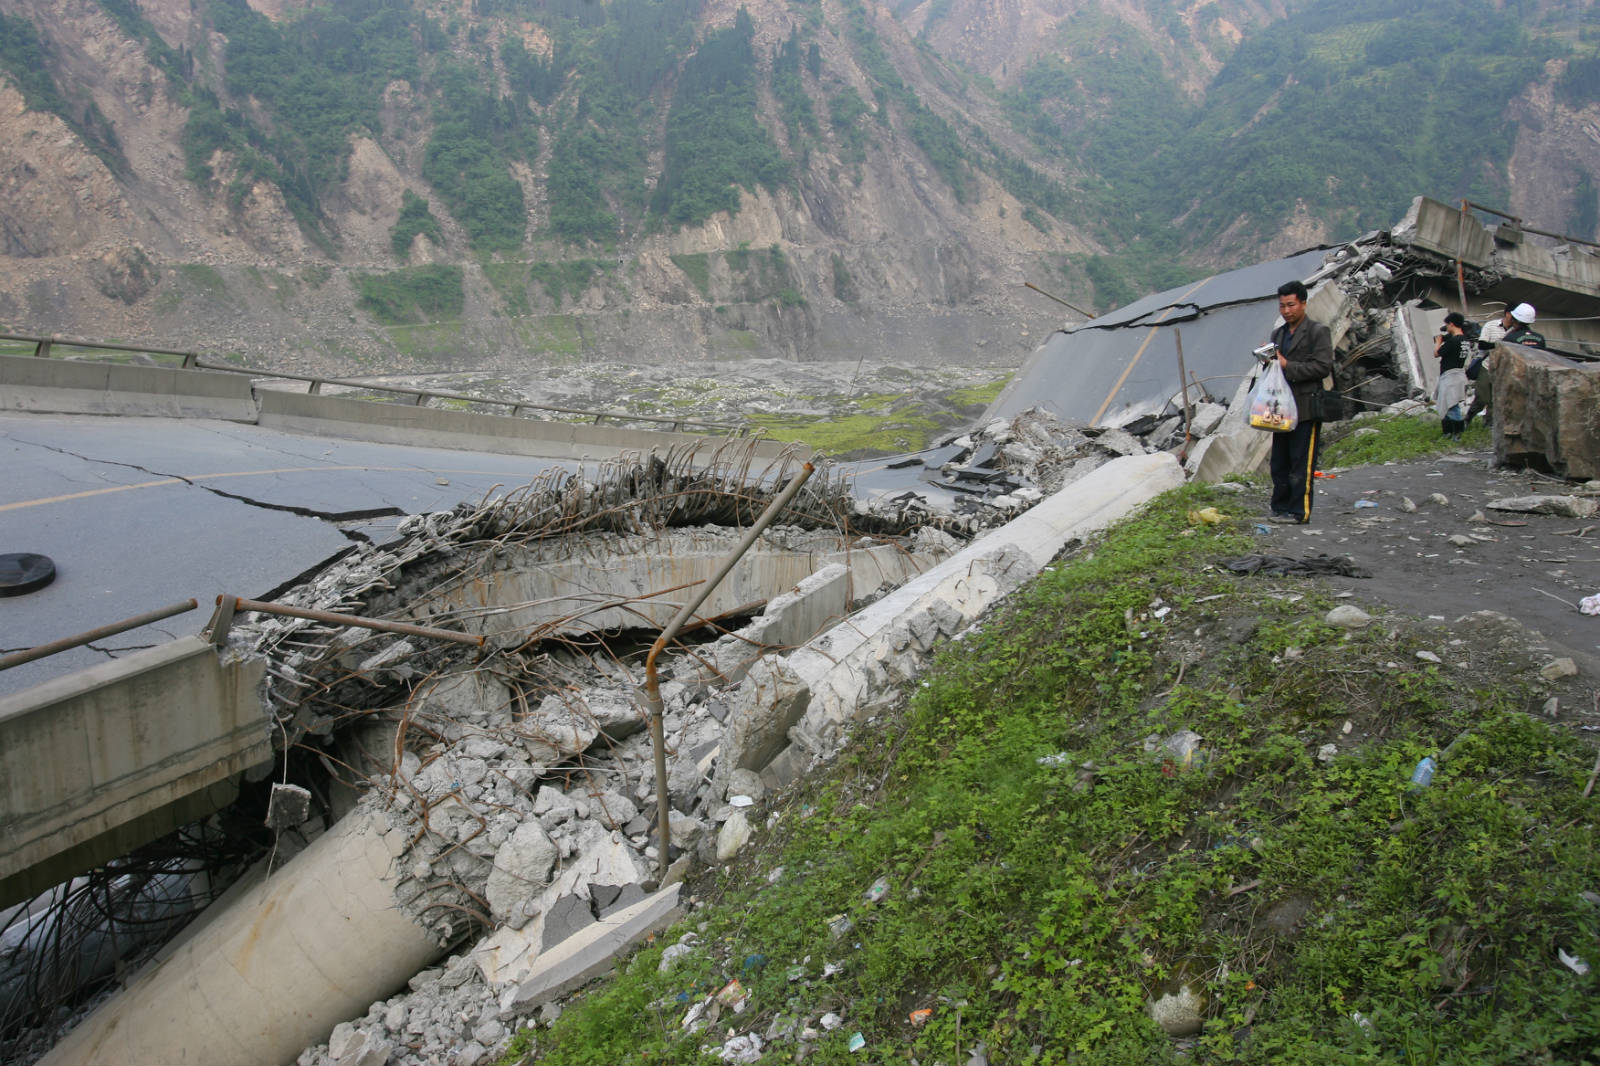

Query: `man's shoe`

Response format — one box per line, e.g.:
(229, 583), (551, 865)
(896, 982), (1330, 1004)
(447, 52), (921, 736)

(1268, 513), (1301, 524)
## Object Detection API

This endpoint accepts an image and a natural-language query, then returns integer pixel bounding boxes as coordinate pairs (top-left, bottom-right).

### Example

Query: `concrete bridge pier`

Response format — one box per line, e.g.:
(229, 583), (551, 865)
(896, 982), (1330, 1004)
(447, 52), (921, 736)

(38, 810), (441, 1066)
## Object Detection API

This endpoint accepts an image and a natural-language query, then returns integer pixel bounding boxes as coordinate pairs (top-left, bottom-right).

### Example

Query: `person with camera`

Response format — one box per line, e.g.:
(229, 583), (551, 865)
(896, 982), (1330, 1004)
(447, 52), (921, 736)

(1434, 311), (1470, 439)
(1266, 280), (1334, 524)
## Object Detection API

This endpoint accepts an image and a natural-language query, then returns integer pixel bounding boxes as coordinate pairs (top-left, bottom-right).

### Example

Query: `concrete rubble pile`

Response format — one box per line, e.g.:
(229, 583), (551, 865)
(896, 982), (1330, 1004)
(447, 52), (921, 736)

(280, 449), (1186, 1066)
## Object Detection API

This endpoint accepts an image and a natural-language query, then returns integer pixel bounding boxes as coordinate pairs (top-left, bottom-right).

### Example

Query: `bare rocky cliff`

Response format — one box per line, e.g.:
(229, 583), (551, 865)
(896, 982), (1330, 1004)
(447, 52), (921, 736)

(1, 0), (1595, 378)
(0, 0), (1079, 376)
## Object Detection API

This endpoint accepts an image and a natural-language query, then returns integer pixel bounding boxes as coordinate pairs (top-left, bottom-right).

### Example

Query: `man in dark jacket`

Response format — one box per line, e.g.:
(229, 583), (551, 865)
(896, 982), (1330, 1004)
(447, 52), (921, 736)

(1267, 280), (1334, 524)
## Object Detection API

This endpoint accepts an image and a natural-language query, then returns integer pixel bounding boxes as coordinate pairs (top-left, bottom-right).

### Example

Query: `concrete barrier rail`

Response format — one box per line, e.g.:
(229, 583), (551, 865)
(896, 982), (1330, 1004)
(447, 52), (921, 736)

(0, 354), (258, 422)
(0, 637), (272, 907)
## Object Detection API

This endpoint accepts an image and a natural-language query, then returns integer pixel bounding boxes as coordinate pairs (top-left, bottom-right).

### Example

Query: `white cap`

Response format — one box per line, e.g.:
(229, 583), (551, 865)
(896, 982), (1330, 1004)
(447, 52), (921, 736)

(1510, 302), (1536, 324)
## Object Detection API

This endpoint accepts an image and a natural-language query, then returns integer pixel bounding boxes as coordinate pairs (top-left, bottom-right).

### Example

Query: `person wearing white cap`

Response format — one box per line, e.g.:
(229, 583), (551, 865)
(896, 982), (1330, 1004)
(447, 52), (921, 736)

(1465, 302), (1545, 427)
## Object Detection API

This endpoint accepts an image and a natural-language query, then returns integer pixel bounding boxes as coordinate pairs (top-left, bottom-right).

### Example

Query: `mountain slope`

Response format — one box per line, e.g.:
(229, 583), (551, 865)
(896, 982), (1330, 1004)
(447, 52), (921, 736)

(0, 0), (1594, 375)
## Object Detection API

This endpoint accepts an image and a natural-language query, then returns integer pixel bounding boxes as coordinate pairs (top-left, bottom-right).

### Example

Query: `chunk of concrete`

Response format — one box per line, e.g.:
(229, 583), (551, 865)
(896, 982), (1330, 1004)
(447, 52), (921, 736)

(582, 688), (649, 742)
(502, 884), (684, 1011)
(539, 892), (596, 951)
(518, 693), (602, 769)
(413, 671), (514, 724)
(485, 822), (558, 923)
(1490, 347), (1600, 480)
(719, 660), (811, 778)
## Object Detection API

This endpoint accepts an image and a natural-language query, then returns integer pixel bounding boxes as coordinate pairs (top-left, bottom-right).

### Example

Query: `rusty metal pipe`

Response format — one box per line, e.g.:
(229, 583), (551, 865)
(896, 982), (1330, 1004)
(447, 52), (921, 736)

(0, 600), (198, 671)
(214, 596), (485, 647)
(642, 463), (814, 882)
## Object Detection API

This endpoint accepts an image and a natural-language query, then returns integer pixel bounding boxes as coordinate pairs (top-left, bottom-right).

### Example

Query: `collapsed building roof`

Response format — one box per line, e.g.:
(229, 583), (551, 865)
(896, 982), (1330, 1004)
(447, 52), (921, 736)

(985, 196), (1600, 436)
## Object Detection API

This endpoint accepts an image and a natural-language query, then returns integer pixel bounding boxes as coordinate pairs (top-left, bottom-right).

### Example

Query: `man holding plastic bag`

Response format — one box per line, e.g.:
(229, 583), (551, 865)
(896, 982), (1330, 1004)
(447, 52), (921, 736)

(1259, 280), (1334, 524)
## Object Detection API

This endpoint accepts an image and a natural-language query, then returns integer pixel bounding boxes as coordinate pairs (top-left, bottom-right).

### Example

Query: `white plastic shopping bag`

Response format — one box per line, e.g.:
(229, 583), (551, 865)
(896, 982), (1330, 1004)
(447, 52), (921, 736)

(1249, 361), (1298, 432)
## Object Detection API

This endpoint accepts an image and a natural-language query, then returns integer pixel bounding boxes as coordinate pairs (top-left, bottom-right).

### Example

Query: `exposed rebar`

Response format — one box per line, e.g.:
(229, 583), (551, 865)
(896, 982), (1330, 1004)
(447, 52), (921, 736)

(641, 463), (815, 883)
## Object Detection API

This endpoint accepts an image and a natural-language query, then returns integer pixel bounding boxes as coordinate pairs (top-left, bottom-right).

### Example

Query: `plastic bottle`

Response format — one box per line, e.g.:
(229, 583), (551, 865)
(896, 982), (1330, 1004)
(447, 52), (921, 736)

(1409, 756), (1437, 790)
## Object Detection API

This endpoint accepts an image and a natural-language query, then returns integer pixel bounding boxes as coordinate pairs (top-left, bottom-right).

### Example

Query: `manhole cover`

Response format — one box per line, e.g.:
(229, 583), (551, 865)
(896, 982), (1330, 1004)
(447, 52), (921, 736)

(0, 553), (56, 596)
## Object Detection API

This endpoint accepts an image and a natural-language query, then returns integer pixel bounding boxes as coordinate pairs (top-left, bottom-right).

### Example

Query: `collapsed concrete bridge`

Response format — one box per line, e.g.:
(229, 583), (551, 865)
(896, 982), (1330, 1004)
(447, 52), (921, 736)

(6, 194), (1599, 1066)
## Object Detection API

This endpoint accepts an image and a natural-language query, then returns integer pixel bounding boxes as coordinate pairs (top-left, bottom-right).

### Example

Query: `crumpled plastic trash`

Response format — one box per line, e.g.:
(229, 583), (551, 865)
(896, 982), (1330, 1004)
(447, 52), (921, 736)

(1187, 506), (1225, 525)
(717, 1033), (764, 1064)
(716, 978), (749, 1012)
(1580, 594), (1600, 617)
(1559, 948), (1591, 976)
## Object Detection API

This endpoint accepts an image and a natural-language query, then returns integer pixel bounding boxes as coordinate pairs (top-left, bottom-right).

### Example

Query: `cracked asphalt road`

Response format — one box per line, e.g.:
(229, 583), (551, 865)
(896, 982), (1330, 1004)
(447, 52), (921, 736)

(1, 414), (576, 695)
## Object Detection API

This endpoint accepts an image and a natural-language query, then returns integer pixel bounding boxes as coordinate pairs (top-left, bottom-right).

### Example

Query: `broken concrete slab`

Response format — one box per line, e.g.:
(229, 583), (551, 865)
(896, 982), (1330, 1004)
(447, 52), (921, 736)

(1486, 494), (1598, 518)
(495, 883), (684, 1012)
(413, 671), (515, 725)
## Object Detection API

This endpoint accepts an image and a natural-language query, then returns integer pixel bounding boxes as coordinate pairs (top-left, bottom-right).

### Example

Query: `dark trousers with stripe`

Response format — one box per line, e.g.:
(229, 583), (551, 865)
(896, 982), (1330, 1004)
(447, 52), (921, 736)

(1270, 419), (1321, 522)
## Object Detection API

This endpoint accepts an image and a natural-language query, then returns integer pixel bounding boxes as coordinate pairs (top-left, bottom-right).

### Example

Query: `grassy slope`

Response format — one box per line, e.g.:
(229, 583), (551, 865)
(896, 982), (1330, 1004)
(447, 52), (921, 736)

(509, 417), (1599, 1066)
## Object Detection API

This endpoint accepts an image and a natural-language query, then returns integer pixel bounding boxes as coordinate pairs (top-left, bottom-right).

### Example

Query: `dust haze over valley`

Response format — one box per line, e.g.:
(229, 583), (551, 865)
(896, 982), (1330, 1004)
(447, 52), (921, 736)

(1, 0), (1598, 391)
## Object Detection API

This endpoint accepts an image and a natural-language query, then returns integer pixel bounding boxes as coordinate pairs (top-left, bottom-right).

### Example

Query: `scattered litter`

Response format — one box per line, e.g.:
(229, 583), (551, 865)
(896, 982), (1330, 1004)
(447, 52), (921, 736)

(1037, 751), (1072, 766)
(1342, 720), (1354, 735)
(820, 1012), (844, 1031)
(728, 794), (754, 807)
(1409, 756), (1437, 790)
(821, 961), (844, 978)
(1317, 743), (1338, 764)
(1558, 949), (1591, 976)
(717, 1033), (764, 1064)
(1351, 1011), (1373, 1031)
(848, 1032), (866, 1052)
(1580, 594), (1600, 616)
(864, 878), (890, 904)
(786, 964), (806, 983)
(716, 979), (749, 1012)
(1415, 651), (1442, 663)
(827, 914), (854, 940)
(1187, 507), (1224, 525)
(909, 1008), (933, 1027)
(742, 954), (767, 972)
(1253, 523), (1272, 535)
(1355, 500), (1379, 509)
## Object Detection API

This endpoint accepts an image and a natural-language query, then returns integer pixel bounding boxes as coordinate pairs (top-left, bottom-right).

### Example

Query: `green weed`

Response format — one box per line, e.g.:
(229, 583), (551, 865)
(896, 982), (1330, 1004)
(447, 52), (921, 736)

(1321, 412), (1491, 468)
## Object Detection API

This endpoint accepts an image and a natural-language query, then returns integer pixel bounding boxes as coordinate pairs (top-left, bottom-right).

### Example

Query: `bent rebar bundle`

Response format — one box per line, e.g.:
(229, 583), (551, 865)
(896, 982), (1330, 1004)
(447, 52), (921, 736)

(229, 438), (877, 746)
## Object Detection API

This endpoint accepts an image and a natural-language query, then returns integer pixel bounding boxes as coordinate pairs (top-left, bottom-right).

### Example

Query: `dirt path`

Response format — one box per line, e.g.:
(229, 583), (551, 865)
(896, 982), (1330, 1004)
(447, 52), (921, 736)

(1244, 446), (1600, 729)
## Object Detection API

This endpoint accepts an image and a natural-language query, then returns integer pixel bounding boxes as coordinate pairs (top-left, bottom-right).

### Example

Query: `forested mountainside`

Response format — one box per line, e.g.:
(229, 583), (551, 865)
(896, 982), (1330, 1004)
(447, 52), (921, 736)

(0, 0), (1595, 373)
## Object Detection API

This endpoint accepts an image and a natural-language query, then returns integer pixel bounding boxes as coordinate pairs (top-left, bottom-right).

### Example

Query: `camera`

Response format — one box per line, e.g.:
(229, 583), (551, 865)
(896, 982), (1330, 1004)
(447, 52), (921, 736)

(1252, 343), (1277, 364)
